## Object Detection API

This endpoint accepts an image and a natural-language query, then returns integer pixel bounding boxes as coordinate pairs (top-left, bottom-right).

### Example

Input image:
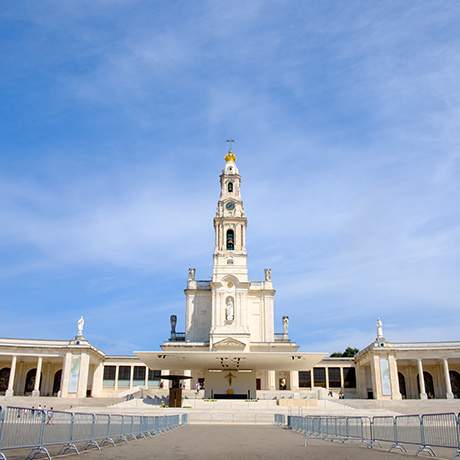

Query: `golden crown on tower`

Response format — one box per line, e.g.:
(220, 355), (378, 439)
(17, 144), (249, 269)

(225, 150), (236, 162)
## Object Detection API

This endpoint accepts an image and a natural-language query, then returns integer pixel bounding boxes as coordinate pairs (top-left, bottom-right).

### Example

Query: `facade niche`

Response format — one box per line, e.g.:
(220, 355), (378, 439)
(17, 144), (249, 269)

(226, 229), (235, 250)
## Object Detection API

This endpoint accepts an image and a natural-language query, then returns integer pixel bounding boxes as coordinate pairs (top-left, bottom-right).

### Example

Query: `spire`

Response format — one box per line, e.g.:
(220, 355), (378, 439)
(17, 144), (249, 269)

(225, 139), (236, 162)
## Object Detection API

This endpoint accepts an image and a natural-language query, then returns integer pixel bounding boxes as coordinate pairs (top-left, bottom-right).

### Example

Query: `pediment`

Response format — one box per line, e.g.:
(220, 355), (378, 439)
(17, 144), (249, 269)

(213, 337), (246, 351)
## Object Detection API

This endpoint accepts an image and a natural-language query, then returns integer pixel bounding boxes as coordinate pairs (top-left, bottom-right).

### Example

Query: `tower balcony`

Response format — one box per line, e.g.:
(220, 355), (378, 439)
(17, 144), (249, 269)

(274, 333), (291, 343)
(169, 332), (186, 342)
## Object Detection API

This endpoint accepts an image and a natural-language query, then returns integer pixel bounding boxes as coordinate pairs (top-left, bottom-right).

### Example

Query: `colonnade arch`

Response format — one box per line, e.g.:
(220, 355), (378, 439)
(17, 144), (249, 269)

(417, 371), (435, 399)
(397, 372), (407, 399)
(450, 370), (460, 398)
(24, 368), (37, 395)
(0, 367), (11, 393)
(52, 369), (62, 395)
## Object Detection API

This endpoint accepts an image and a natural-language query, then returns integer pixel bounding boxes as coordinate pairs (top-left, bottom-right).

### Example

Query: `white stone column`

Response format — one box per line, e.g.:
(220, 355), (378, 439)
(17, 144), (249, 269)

(129, 365), (134, 390)
(311, 369), (315, 388)
(144, 366), (149, 388)
(267, 370), (276, 390)
(289, 371), (299, 390)
(340, 367), (344, 389)
(6, 355), (17, 397)
(162, 369), (170, 390)
(32, 357), (43, 397)
(91, 362), (104, 397)
(114, 365), (119, 391)
(60, 352), (72, 397)
(77, 353), (90, 398)
(417, 359), (427, 400)
(442, 359), (454, 399)
(370, 355), (380, 399)
(325, 368), (330, 389)
(388, 355), (402, 400)
(184, 370), (192, 389)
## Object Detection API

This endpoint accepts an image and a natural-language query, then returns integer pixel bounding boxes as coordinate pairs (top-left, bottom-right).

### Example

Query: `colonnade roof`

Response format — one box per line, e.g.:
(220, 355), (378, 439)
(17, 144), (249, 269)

(135, 350), (327, 371)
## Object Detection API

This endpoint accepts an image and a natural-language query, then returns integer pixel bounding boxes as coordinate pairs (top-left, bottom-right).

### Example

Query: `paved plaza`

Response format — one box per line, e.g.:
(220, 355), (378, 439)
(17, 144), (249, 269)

(75, 425), (410, 460)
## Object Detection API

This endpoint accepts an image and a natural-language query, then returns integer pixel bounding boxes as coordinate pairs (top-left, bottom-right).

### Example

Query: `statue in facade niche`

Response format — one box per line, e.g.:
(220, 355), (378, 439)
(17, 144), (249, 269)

(225, 297), (234, 322)
(188, 267), (196, 281)
(77, 315), (85, 337)
(264, 268), (272, 281)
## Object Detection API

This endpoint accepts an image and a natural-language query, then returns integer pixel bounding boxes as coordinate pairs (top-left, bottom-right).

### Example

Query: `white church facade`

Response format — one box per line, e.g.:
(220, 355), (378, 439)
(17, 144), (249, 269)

(1, 149), (460, 401)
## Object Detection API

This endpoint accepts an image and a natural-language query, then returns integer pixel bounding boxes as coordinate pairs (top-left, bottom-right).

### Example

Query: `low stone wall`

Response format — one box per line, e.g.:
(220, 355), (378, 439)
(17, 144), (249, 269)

(277, 399), (319, 408)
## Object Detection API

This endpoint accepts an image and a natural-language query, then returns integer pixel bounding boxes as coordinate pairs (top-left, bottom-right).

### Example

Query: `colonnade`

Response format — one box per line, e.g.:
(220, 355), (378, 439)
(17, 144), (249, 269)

(365, 355), (460, 400)
(400, 358), (458, 400)
(1, 354), (62, 397)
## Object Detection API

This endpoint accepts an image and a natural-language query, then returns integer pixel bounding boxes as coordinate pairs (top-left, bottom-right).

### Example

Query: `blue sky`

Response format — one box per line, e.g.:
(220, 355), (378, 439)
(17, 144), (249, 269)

(1, 1), (460, 355)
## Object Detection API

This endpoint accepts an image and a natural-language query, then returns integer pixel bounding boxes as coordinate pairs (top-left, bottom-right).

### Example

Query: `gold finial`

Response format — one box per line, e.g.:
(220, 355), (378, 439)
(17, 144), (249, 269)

(225, 139), (236, 162)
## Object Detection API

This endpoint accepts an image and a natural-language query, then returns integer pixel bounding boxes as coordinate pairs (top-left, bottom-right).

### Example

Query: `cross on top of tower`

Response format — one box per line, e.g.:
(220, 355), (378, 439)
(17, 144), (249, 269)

(225, 139), (237, 162)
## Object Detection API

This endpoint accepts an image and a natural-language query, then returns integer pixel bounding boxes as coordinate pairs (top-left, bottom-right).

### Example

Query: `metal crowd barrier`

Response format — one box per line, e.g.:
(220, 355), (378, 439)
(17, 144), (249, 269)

(280, 412), (460, 458)
(0, 406), (186, 460)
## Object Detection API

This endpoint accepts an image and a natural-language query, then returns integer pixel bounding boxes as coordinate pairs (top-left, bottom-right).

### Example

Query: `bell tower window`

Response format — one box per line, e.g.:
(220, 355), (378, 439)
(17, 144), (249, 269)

(226, 229), (235, 250)
(227, 182), (233, 193)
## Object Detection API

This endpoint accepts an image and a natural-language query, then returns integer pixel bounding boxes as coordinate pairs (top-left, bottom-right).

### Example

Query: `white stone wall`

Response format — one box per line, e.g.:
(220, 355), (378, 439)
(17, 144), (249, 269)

(185, 290), (212, 342)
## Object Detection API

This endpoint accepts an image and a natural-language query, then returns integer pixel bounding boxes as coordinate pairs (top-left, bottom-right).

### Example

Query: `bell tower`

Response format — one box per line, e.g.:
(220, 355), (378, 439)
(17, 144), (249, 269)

(212, 145), (248, 282)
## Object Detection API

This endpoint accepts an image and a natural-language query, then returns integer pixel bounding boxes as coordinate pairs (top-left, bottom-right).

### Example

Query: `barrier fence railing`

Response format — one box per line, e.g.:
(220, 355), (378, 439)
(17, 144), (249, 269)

(0, 406), (187, 460)
(278, 412), (460, 458)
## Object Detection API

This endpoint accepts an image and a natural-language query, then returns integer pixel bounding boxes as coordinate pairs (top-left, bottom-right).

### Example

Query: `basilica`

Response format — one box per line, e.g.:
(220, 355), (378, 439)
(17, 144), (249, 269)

(1, 149), (460, 401)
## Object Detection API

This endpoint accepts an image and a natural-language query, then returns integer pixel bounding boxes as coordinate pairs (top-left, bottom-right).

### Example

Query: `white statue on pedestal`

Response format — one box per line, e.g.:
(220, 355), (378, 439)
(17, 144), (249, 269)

(282, 315), (289, 337)
(77, 315), (85, 337)
(376, 318), (383, 339)
(225, 297), (234, 322)
(264, 268), (272, 281)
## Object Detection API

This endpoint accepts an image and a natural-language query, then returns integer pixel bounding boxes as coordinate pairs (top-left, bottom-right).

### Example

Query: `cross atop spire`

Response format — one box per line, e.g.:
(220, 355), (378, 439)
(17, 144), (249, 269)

(225, 139), (236, 162)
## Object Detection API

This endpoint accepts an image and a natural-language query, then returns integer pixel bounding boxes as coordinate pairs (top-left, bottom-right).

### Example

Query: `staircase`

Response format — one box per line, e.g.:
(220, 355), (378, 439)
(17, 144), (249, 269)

(333, 398), (460, 415)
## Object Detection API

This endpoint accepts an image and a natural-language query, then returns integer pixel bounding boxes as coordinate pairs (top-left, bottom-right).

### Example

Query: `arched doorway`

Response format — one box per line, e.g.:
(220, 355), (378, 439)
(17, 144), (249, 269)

(450, 371), (460, 398)
(398, 372), (407, 399)
(24, 368), (36, 395)
(417, 371), (435, 399)
(0, 368), (11, 393)
(53, 369), (62, 395)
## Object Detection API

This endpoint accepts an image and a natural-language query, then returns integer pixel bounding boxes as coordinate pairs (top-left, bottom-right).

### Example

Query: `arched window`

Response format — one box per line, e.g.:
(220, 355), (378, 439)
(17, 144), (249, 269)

(227, 182), (233, 193)
(226, 229), (234, 250)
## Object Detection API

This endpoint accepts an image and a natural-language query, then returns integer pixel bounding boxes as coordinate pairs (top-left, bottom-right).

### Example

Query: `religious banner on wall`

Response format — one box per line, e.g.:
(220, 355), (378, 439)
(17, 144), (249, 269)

(68, 355), (81, 393)
(379, 357), (391, 396)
